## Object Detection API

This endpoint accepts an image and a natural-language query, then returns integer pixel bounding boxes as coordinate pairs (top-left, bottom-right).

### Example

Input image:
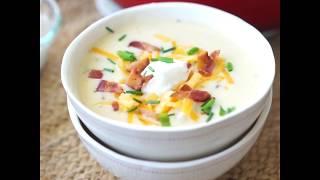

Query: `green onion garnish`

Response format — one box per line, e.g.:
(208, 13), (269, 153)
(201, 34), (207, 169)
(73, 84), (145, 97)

(206, 112), (214, 122)
(201, 98), (215, 115)
(227, 107), (236, 113)
(158, 113), (171, 127)
(117, 50), (136, 62)
(127, 106), (138, 112)
(151, 58), (159, 62)
(133, 97), (142, 104)
(187, 47), (199, 55)
(107, 58), (116, 65)
(125, 90), (143, 96)
(161, 47), (176, 53)
(148, 66), (155, 72)
(103, 68), (114, 73)
(168, 113), (175, 117)
(118, 34), (127, 41)
(143, 71), (147, 77)
(219, 106), (227, 116)
(158, 57), (173, 63)
(105, 26), (114, 33)
(226, 62), (234, 72)
(146, 100), (160, 104)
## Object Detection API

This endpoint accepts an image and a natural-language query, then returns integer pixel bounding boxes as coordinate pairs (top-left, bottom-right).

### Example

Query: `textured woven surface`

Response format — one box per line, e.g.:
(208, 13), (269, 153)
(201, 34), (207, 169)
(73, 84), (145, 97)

(40, 0), (280, 179)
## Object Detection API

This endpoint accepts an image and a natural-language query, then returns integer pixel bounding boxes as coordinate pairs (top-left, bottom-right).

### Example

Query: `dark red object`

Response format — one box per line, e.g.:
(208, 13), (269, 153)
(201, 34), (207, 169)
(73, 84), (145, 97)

(129, 41), (160, 52)
(189, 89), (211, 102)
(88, 69), (103, 79)
(115, 0), (280, 31)
(96, 80), (124, 93)
(198, 51), (216, 77)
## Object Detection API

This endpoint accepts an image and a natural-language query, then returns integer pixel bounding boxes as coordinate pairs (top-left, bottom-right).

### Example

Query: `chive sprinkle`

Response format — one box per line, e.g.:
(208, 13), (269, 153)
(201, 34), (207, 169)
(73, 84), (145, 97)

(143, 71), (147, 76)
(158, 57), (173, 63)
(117, 50), (136, 62)
(151, 58), (158, 62)
(219, 106), (227, 116)
(227, 107), (236, 113)
(125, 90), (143, 96)
(107, 58), (116, 65)
(118, 34), (127, 41)
(158, 113), (171, 127)
(161, 47), (176, 53)
(187, 47), (199, 55)
(168, 113), (175, 117)
(206, 112), (214, 122)
(201, 98), (215, 115)
(133, 97), (142, 104)
(226, 62), (234, 72)
(127, 106), (138, 112)
(105, 26), (114, 33)
(148, 66), (155, 72)
(103, 68), (114, 73)
(146, 100), (160, 104)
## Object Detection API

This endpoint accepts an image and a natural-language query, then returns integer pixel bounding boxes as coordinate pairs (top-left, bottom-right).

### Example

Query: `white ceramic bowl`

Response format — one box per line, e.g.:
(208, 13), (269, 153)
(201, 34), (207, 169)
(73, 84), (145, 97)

(67, 90), (272, 180)
(61, 2), (275, 161)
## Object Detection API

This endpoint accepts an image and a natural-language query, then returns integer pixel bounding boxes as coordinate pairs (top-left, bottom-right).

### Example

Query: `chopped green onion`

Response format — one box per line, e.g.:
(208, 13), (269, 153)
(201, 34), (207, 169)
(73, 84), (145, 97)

(146, 100), (160, 104)
(127, 106), (138, 112)
(117, 50), (136, 62)
(226, 62), (234, 72)
(103, 68), (114, 73)
(168, 113), (175, 117)
(158, 113), (171, 127)
(143, 71), (147, 76)
(219, 106), (227, 116)
(158, 57), (173, 63)
(107, 58), (116, 65)
(148, 66), (155, 72)
(118, 34), (127, 41)
(125, 90), (143, 96)
(227, 107), (236, 113)
(201, 98), (215, 115)
(187, 47), (199, 55)
(133, 97), (142, 104)
(206, 112), (214, 122)
(105, 26), (114, 33)
(151, 58), (158, 62)
(161, 47), (176, 53)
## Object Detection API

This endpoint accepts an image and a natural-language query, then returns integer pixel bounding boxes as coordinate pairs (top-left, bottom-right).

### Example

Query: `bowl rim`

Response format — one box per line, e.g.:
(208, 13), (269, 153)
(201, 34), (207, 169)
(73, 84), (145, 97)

(61, 2), (275, 132)
(67, 90), (272, 167)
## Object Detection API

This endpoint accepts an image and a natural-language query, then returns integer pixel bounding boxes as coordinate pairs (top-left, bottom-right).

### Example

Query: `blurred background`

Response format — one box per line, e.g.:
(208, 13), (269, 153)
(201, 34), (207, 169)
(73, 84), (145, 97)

(40, 0), (280, 179)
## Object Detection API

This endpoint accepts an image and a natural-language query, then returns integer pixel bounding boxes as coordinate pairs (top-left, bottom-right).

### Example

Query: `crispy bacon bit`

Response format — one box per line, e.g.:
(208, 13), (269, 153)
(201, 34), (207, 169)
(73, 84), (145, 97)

(129, 41), (160, 52)
(88, 69), (103, 79)
(187, 62), (192, 69)
(189, 90), (211, 102)
(197, 51), (217, 76)
(111, 101), (119, 111)
(210, 50), (220, 60)
(126, 69), (144, 90)
(180, 84), (192, 91)
(127, 58), (150, 73)
(96, 80), (123, 93)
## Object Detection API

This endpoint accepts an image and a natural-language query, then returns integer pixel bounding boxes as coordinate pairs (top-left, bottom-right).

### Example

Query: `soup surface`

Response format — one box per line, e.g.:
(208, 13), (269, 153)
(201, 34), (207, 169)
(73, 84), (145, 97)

(78, 18), (261, 127)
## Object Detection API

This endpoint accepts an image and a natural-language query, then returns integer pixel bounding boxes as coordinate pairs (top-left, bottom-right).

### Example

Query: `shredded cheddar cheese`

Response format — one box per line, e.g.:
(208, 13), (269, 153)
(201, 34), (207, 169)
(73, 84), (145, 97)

(128, 113), (134, 124)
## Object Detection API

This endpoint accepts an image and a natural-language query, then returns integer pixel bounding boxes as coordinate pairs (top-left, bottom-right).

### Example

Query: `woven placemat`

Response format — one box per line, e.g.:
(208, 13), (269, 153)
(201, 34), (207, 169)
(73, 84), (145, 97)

(40, 0), (280, 179)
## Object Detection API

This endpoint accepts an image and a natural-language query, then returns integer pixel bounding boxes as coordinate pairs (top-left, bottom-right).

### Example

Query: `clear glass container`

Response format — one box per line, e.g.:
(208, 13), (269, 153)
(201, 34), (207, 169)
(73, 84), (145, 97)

(40, 0), (61, 70)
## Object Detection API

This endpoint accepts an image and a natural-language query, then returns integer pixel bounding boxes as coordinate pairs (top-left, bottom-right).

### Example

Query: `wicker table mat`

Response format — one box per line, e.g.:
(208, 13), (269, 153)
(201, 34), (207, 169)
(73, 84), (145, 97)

(40, 0), (280, 179)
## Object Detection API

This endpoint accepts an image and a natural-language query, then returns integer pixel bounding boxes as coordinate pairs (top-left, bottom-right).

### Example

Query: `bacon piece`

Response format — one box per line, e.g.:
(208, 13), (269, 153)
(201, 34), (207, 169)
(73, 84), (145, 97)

(111, 101), (119, 111)
(197, 51), (217, 76)
(126, 69), (144, 90)
(96, 80), (123, 93)
(180, 84), (192, 91)
(187, 62), (192, 69)
(129, 41), (160, 52)
(189, 90), (211, 102)
(88, 69), (103, 79)
(171, 84), (192, 101)
(127, 57), (150, 73)
(210, 50), (220, 60)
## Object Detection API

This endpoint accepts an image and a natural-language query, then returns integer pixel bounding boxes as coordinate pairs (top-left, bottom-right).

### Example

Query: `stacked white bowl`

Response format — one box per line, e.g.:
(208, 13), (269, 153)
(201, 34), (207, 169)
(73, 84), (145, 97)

(61, 2), (275, 179)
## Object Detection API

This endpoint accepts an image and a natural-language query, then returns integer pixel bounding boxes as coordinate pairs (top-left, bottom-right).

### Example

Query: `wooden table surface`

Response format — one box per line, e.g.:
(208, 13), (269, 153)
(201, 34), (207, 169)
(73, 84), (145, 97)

(40, 0), (280, 179)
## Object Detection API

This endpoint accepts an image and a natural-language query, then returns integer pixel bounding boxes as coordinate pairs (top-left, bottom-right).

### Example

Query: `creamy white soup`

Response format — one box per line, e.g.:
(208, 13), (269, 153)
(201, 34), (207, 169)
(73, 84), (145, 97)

(78, 18), (261, 127)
